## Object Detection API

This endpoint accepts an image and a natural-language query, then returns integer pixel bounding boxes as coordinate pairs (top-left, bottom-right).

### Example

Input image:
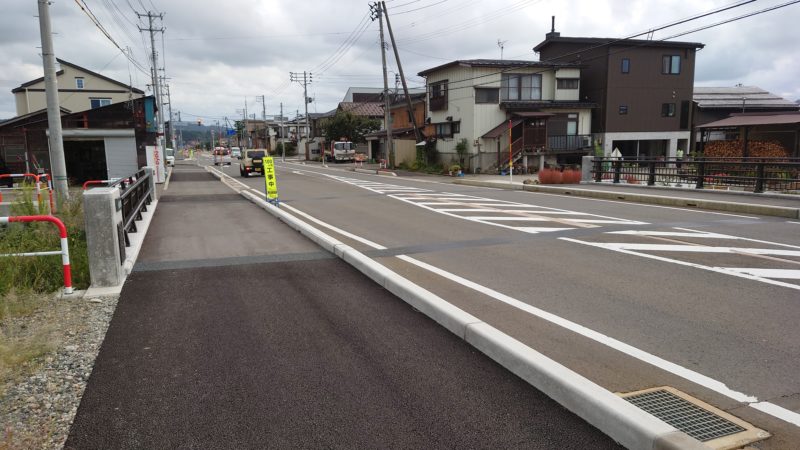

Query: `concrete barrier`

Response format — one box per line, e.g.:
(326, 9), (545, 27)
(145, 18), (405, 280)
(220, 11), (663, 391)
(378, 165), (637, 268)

(83, 187), (125, 288)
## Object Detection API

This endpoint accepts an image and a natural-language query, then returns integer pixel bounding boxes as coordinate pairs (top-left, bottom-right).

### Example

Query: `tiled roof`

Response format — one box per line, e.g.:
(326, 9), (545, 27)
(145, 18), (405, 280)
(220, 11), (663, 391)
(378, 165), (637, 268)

(339, 102), (384, 117)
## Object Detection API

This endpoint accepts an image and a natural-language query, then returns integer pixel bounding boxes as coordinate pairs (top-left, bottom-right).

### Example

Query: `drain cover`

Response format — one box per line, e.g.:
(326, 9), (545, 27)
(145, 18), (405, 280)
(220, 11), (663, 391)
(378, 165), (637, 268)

(619, 387), (769, 448)
(624, 388), (744, 441)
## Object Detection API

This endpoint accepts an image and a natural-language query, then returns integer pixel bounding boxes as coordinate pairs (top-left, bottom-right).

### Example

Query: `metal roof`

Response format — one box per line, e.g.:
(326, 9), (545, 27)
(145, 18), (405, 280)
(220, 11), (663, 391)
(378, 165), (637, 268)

(694, 86), (799, 110)
(418, 59), (578, 77)
(696, 112), (800, 128)
(534, 36), (704, 52)
(482, 119), (522, 139)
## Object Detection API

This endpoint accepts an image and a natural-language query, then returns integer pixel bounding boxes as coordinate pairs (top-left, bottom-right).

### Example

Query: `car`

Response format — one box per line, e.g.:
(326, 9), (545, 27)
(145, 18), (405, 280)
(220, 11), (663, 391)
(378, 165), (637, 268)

(165, 148), (175, 167)
(213, 148), (232, 166)
(231, 148), (242, 158)
(239, 149), (266, 177)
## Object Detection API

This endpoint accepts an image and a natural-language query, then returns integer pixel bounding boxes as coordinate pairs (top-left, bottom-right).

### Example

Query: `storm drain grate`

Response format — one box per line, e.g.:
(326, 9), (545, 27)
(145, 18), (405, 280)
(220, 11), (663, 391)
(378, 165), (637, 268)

(623, 388), (745, 442)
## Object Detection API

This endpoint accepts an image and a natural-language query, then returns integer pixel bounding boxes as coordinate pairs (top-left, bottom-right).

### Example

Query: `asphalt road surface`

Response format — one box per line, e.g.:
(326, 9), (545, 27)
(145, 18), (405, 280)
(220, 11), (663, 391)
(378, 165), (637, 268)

(65, 164), (620, 449)
(215, 159), (800, 448)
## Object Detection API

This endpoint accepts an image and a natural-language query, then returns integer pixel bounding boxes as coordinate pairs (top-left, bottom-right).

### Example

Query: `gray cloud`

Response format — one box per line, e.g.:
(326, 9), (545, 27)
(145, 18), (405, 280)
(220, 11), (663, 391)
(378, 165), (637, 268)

(2, 0), (799, 120)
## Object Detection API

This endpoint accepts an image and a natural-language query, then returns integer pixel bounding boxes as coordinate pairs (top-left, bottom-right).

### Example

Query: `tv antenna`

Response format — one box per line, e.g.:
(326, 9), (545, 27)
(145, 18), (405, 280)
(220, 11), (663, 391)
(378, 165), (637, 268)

(497, 39), (508, 60)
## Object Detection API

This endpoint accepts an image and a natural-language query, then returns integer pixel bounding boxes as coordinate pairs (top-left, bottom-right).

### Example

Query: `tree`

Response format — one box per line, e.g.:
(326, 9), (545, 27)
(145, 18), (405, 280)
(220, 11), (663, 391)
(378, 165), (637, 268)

(321, 111), (380, 144)
(234, 120), (245, 147)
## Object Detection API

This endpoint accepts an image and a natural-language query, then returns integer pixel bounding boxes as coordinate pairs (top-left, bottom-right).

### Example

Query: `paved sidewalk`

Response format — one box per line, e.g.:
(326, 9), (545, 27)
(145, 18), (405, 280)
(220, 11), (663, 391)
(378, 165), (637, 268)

(65, 163), (619, 449)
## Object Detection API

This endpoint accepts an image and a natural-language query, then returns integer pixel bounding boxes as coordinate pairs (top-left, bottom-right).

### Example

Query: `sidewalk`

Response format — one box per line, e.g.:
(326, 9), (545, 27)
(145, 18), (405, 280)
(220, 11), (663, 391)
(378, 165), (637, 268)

(65, 162), (620, 448)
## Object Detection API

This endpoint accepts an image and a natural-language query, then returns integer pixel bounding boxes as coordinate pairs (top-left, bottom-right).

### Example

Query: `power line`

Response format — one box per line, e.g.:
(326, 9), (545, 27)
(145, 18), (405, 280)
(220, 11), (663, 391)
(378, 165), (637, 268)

(392, 0), (449, 15)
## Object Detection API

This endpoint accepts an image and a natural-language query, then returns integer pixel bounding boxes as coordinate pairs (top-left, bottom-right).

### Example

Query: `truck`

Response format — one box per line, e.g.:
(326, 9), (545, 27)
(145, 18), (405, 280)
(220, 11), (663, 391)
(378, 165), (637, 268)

(213, 147), (231, 166)
(326, 141), (357, 163)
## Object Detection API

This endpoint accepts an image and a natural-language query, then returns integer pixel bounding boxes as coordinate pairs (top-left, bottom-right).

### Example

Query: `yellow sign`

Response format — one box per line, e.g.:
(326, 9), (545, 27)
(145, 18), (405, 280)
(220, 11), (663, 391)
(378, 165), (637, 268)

(263, 156), (278, 202)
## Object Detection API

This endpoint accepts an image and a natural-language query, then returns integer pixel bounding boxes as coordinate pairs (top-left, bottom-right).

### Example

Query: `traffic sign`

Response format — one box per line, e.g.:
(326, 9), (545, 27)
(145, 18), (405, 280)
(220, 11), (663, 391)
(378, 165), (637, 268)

(263, 156), (279, 204)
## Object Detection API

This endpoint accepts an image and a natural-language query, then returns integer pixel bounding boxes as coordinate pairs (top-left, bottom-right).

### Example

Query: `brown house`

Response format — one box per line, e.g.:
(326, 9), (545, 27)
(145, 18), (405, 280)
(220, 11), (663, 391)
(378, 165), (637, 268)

(534, 27), (704, 159)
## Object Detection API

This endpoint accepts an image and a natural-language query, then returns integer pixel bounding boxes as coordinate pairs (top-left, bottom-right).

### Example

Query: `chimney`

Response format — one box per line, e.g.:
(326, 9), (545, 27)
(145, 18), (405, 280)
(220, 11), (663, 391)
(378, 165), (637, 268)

(545, 15), (560, 39)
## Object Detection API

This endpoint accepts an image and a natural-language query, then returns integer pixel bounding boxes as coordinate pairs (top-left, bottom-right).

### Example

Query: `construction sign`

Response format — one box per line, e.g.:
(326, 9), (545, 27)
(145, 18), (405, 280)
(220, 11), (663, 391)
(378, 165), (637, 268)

(262, 156), (279, 204)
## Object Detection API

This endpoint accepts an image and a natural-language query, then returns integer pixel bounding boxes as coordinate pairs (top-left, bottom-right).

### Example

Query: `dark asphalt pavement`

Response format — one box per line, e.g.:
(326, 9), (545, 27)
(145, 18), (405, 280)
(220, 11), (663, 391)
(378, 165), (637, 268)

(65, 164), (620, 449)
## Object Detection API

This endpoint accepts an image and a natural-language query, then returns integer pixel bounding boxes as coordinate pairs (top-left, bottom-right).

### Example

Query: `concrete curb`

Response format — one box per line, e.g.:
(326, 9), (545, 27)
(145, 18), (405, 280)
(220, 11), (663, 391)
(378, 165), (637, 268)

(353, 167), (399, 177)
(453, 179), (800, 219)
(205, 165), (709, 450)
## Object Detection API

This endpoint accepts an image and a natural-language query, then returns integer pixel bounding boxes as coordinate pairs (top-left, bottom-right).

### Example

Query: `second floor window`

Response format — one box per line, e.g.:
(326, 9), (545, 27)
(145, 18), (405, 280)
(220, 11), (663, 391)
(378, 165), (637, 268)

(475, 88), (499, 104)
(621, 58), (630, 74)
(662, 55), (681, 74)
(434, 121), (460, 138)
(661, 103), (676, 117)
(90, 98), (111, 109)
(75, 77), (84, 89)
(556, 78), (579, 89)
(429, 80), (448, 111)
(501, 74), (541, 101)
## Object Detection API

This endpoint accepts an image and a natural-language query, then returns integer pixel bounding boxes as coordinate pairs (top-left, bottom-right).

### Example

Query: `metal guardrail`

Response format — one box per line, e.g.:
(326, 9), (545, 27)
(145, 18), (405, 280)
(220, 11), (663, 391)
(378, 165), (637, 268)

(0, 214), (73, 294)
(591, 157), (800, 193)
(118, 169), (153, 246)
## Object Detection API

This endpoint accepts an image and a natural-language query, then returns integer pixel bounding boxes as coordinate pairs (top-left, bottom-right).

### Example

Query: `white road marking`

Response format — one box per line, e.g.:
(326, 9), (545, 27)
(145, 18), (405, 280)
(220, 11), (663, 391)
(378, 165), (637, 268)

(227, 182), (800, 427)
(720, 268), (800, 279)
(608, 230), (732, 238)
(675, 227), (800, 250)
(592, 243), (800, 257)
(561, 237), (800, 291)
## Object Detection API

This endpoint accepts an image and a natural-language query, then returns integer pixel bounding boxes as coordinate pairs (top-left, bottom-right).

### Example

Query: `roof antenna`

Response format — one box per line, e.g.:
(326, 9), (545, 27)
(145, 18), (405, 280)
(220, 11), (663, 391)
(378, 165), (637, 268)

(497, 39), (507, 60)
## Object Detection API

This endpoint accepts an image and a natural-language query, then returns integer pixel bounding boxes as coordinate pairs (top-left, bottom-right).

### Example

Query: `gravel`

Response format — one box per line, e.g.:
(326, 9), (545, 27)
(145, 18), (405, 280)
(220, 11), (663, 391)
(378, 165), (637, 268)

(0, 291), (118, 449)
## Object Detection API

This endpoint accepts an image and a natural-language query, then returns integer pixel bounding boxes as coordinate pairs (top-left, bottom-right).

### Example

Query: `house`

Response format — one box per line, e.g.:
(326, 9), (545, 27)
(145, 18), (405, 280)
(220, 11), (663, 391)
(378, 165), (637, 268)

(12, 59), (145, 116)
(417, 59), (594, 172)
(0, 96), (159, 184)
(365, 92), (427, 163)
(343, 86), (425, 103)
(692, 86), (799, 146)
(533, 26), (704, 160)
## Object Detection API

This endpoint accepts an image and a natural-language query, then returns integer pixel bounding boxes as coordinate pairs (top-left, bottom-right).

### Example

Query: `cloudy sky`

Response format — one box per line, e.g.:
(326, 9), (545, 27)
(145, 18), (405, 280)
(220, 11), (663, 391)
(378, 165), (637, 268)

(1, 0), (798, 122)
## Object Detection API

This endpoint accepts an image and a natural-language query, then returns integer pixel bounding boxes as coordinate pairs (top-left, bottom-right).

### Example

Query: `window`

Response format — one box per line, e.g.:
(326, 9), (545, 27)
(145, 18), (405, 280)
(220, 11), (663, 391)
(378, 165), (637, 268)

(621, 58), (630, 74)
(475, 88), (499, 104)
(90, 98), (112, 109)
(429, 80), (448, 111)
(662, 55), (681, 74)
(556, 78), (579, 89)
(501, 74), (541, 101)
(434, 121), (459, 138)
(661, 103), (676, 117)
(566, 113), (578, 135)
(75, 77), (84, 89)
(619, 105), (628, 115)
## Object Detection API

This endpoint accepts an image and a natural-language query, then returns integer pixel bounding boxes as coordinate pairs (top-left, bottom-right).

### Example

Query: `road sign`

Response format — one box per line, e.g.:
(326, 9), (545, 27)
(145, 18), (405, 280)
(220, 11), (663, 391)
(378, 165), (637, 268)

(263, 156), (278, 204)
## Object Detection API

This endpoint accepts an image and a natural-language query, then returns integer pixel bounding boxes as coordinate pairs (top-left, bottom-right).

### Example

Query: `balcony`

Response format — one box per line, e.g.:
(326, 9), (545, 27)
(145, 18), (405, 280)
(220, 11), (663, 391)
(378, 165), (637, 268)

(547, 134), (592, 153)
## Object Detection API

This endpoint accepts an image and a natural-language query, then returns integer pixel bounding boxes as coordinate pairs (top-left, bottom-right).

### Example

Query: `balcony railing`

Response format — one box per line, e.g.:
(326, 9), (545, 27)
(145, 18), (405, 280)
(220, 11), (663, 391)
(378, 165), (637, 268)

(547, 134), (592, 153)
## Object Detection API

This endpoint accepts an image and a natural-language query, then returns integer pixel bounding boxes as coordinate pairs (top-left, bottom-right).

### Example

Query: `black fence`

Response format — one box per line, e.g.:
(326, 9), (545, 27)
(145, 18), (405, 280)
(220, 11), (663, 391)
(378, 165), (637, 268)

(119, 169), (153, 247)
(590, 157), (800, 193)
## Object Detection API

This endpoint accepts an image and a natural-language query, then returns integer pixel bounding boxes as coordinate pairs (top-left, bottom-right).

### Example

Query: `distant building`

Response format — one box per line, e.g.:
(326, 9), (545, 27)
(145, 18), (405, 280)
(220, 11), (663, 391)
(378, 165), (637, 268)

(693, 86), (800, 126)
(12, 59), (144, 116)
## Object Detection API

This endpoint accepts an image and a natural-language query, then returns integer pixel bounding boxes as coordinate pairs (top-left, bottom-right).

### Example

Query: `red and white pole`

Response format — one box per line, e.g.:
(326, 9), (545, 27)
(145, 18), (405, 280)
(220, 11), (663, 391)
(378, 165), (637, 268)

(1, 215), (72, 294)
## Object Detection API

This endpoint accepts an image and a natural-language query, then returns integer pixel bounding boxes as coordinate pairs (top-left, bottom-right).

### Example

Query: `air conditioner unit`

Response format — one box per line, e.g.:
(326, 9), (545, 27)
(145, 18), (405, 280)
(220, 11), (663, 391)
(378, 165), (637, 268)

(581, 135), (591, 147)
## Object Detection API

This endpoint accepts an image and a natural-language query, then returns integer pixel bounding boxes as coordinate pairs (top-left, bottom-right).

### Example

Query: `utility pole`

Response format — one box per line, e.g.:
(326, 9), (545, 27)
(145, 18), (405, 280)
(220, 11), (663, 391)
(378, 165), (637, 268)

(138, 11), (166, 176)
(280, 102), (285, 161)
(371, 2), (392, 167)
(290, 71), (312, 160)
(382, 1), (423, 144)
(257, 95), (266, 148)
(164, 82), (176, 150)
(37, 0), (68, 199)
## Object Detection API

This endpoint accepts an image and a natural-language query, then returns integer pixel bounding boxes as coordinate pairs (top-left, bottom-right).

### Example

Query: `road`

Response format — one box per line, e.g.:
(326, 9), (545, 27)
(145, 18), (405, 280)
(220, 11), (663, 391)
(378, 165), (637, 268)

(66, 162), (621, 449)
(214, 157), (800, 447)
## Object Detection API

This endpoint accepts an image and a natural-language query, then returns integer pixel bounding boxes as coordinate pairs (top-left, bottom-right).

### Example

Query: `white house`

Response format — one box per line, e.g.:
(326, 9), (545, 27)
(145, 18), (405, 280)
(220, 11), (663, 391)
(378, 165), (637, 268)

(418, 59), (595, 172)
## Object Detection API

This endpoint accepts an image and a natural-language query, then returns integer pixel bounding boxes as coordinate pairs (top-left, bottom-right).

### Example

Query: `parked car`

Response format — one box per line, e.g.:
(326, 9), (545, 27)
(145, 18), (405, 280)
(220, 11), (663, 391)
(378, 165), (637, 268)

(165, 148), (175, 167)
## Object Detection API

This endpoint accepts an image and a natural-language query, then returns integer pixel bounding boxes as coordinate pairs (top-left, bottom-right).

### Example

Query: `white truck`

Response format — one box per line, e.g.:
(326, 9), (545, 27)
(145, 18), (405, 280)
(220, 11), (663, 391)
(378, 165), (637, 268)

(327, 141), (357, 163)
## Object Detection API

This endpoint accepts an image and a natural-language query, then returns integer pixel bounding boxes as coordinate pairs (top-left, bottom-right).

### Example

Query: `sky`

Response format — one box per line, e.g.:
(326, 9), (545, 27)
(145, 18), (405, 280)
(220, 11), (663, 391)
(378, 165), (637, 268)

(1, 0), (799, 123)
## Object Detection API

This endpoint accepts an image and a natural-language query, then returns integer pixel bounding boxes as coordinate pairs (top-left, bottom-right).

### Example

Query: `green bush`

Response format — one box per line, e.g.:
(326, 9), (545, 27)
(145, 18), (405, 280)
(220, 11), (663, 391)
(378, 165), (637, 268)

(0, 187), (89, 296)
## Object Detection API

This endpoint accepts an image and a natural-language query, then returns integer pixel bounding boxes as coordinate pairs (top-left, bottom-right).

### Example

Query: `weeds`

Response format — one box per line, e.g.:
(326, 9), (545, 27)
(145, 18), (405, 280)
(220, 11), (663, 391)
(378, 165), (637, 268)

(0, 186), (89, 298)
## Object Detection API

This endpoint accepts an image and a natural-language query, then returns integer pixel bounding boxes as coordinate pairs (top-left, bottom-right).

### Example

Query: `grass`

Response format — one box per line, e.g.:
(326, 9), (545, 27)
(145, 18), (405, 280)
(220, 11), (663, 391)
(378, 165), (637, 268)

(0, 185), (89, 299)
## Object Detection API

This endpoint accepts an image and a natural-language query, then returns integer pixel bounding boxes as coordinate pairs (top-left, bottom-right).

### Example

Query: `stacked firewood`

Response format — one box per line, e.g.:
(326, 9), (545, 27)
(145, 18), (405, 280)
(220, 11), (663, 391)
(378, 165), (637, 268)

(704, 140), (788, 158)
